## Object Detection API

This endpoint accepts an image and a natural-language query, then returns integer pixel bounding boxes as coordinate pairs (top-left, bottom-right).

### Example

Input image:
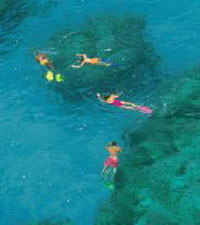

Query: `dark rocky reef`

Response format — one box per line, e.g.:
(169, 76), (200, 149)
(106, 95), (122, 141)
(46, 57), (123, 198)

(94, 66), (200, 225)
(48, 14), (160, 95)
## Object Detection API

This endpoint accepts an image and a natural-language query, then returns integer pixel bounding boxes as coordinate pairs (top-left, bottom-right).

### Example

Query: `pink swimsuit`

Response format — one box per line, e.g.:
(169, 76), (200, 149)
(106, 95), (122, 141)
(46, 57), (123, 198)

(104, 157), (118, 168)
(111, 99), (123, 107)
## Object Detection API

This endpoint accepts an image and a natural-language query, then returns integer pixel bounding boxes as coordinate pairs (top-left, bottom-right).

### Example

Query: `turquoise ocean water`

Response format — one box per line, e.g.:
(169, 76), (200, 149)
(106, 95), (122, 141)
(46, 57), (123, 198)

(0, 0), (200, 225)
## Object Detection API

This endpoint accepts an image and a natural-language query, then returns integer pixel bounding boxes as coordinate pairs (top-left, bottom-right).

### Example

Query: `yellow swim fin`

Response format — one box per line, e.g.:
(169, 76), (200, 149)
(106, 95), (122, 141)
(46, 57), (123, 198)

(46, 70), (54, 82)
(55, 73), (63, 82)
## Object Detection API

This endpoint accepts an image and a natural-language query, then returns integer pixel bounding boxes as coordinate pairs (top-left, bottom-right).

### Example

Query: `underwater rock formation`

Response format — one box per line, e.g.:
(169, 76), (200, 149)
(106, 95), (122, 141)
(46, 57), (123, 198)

(48, 15), (160, 93)
(94, 66), (200, 225)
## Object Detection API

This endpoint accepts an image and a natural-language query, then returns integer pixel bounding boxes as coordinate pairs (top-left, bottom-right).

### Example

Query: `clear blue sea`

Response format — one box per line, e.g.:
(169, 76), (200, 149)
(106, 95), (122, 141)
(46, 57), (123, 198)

(0, 0), (200, 225)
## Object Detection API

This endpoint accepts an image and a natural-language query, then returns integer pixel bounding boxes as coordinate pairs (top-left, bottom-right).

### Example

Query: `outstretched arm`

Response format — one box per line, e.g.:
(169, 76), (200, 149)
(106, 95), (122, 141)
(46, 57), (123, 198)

(111, 94), (119, 98)
(71, 61), (85, 69)
(76, 54), (87, 59)
(97, 93), (105, 102)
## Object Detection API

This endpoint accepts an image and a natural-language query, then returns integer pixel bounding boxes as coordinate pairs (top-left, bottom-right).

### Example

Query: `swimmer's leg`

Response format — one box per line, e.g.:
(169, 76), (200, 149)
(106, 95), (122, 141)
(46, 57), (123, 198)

(121, 105), (136, 110)
(103, 170), (110, 181)
(102, 166), (110, 174)
(112, 168), (117, 180)
(99, 62), (111, 67)
(99, 59), (112, 67)
(101, 59), (119, 67)
(102, 166), (113, 182)
(101, 59), (112, 63)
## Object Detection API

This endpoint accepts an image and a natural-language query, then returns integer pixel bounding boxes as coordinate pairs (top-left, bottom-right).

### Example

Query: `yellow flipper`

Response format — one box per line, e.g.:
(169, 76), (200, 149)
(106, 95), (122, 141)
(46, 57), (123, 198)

(46, 70), (54, 81)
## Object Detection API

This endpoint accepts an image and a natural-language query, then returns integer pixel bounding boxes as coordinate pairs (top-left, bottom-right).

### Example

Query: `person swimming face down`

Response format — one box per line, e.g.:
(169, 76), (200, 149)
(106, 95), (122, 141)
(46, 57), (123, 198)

(97, 93), (152, 113)
(35, 53), (54, 69)
(102, 141), (122, 179)
(71, 54), (111, 68)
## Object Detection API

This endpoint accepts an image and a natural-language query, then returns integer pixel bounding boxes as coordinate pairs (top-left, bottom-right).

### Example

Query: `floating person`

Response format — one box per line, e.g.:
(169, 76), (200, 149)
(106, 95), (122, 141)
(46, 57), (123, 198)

(35, 53), (54, 69)
(97, 93), (153, 113)
(102, 141), (122, 189)
(71, 54), (114, 68)
(35, 53), (63, 82)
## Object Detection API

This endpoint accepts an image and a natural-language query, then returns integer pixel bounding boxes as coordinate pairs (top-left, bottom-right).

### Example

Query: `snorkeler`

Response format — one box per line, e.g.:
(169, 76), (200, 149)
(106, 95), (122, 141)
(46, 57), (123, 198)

(102, 141), (122, 179)
(71, 54), (112, 68)
(35, 53), (64, 82)
(97, 93), (153, 113)
(35, 53), (54, 69)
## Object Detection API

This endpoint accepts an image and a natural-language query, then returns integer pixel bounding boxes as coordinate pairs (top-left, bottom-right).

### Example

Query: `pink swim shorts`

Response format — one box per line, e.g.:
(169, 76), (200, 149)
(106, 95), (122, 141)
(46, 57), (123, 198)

(104, 157), (118, 168)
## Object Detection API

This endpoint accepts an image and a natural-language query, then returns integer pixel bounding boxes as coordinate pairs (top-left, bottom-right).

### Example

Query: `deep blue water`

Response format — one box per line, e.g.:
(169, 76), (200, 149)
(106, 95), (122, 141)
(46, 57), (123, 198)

(0, 0), (200, 225)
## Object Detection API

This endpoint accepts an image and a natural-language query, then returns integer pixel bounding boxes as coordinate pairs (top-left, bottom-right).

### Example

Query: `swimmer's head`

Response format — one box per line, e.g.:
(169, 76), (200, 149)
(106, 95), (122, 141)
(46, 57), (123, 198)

(77, 58), (84, 63)
(107, 141), (121, 153)
(104, 95), (111, 101)
(35, 53), (46, 61)
(107, 141), (117, 147)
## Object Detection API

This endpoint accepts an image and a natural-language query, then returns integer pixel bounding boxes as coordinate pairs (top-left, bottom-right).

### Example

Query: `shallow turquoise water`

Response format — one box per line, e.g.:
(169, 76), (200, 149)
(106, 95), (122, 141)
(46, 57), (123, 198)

(0, 0), (200, 225)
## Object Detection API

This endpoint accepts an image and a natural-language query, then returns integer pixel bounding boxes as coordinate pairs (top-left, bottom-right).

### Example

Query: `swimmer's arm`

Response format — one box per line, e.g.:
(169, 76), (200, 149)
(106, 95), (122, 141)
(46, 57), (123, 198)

(97, 93), (105, 102)
(71, 61), (85, 68)
(111, 94), (119, 98)
(76, 54), (87, 59)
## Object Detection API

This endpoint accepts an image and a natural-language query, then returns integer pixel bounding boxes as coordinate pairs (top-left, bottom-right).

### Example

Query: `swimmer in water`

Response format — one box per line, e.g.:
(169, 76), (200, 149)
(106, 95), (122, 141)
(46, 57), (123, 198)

(102, 141), (122, 179)
(35, 53), (54, 69)
(97, 93), (138, 110)
(71, 54), (112, 68)
(97, 93), (153, 113)
(35, 53), (64, 82)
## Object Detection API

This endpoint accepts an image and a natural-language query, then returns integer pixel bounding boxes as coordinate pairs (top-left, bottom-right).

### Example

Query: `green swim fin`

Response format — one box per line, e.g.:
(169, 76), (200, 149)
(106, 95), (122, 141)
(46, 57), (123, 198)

(55, 74), (63, 82)
(104, 181), (114, 190)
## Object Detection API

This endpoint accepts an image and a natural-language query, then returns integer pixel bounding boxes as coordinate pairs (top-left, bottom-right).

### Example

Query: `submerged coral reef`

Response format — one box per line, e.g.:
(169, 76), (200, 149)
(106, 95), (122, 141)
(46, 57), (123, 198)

(47, 14), (160, 94)
(94, 66), (200, 225)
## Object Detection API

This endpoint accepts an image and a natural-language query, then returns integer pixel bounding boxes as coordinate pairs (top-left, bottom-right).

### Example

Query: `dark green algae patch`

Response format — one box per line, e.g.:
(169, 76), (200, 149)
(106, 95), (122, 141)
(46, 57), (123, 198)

(94, 67), (200, 225)
(47, 14), (160, 95)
